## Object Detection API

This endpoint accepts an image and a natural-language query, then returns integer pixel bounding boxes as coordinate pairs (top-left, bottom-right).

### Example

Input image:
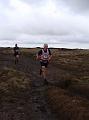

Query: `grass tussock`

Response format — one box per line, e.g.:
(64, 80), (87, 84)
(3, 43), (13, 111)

(0, 67), (31, 94)
(47, 87), (89, 120)
(51, 49), (89, 97)
(51, 49), (89, 84)
(0, 68), (32, 119)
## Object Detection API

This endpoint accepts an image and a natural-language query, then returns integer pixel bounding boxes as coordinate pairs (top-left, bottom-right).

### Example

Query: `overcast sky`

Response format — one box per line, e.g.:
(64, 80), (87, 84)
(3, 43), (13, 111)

(0, 0), (89, 48)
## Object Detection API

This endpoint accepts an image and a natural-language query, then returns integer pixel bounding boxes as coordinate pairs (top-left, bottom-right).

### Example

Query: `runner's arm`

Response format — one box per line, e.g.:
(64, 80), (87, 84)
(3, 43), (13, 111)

(36, 50), (42, 60)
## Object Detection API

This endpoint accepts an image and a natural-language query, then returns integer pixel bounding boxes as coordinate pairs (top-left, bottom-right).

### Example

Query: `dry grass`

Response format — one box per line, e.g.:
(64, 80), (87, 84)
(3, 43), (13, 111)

(52, 49), (89, 73)
(21, 48), (41, 59)
(46, 49), (89, 119)
(0, 67), (32, 119)
(0, 67), (31, 95)
(47, 86), (89, 120)
(50, 49), (89, 96)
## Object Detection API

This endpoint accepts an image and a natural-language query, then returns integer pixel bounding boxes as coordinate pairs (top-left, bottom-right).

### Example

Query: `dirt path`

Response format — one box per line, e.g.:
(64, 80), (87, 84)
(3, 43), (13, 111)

(0, 53), (59, 120)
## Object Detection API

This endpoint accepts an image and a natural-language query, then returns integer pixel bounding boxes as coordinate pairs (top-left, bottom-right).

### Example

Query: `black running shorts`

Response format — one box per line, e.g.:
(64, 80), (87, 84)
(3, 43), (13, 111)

(14, 52), (19, 57)
(40, 60), (49, 68)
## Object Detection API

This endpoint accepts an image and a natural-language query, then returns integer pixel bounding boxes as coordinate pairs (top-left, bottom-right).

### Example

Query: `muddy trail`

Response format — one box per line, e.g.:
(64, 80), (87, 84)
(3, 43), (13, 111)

(0, 53), (60, 120)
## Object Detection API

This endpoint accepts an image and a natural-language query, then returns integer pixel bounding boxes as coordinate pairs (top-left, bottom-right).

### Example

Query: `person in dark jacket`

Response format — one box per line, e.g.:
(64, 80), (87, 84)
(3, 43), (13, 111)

(13, 44), (20, 64)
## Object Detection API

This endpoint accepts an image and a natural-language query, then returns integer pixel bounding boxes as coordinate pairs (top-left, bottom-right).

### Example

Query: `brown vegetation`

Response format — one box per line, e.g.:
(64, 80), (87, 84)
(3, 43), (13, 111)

(0, 67), (31, 93)
(47, 86), (89, 120)
(0, 48), (89, 119)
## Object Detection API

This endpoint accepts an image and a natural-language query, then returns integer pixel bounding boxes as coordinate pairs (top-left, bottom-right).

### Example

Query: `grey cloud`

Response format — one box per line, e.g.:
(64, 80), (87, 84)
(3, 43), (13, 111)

(56, 0), (89, 13)
(0, 0), (89, 48)
(21, 0), (89, 13)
